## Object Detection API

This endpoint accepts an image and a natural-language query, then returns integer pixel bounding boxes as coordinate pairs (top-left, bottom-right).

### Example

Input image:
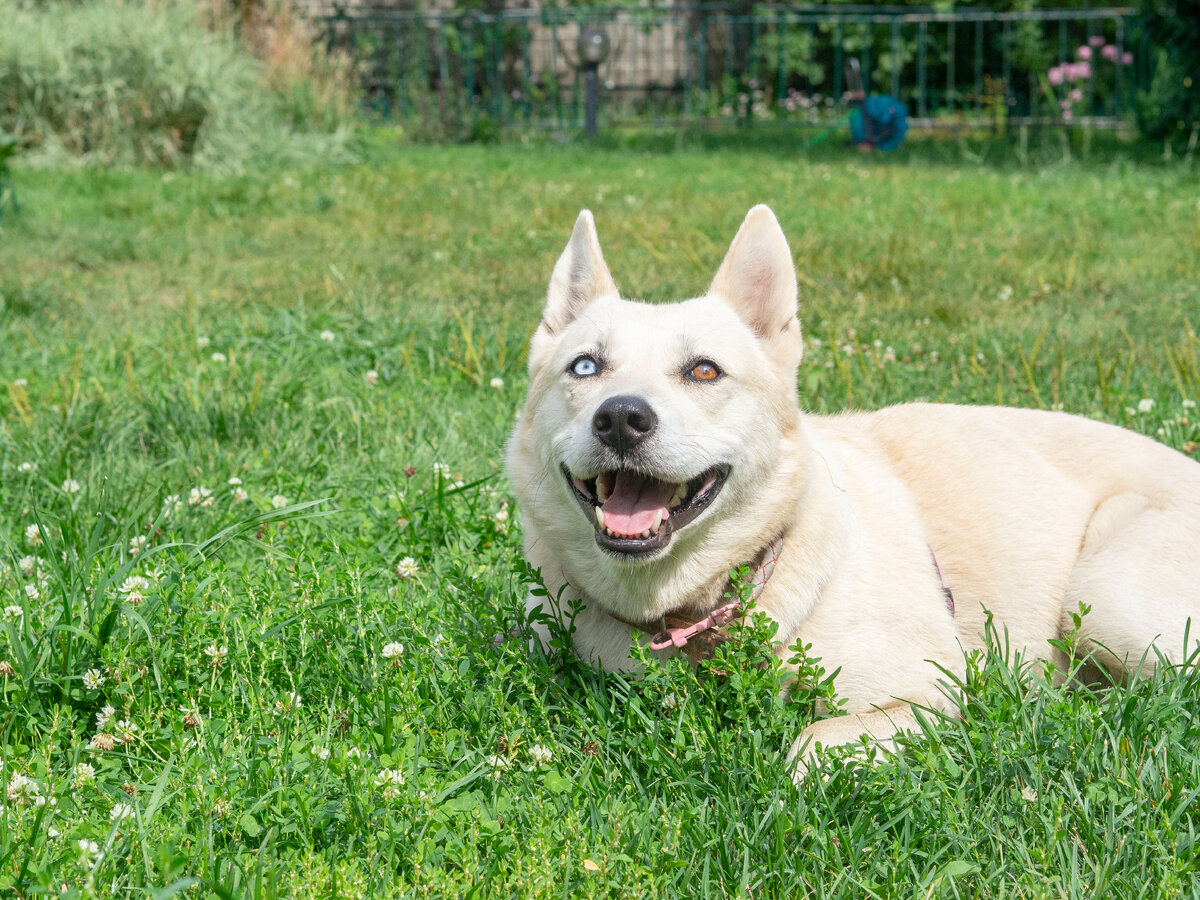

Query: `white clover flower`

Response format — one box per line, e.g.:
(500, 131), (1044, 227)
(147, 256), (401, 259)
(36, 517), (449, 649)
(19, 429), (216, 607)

(274, 691), (302, 714)
(232, 487), (249, 503)
(319, 330), (336, 342)
(23, 584), (38, 601)
(1184, 399), (1197, 410)
(24, 524), (44, 547)
(110, 802), (134, 822)
(72, 763), (96, 786)
(227, 476), (243, 486)
(661, 692), (680, 712)
(17, 555), (38, 577)
(6, 773), (41, 804)
(486, 754), (513, 778)
(395, 557), (418, 579)
(96, 704), (115, 730)
(346, 747), (363, 759)
(271, 494), (289, 509)
(162, 494), (182, 515)
(3, 605), (22, 620)
(365, 369), (379, 387)
(17, 462), (35, 474)
(494, 507), (509, 524)
(77, 838), (100, 865)
(62, 479), (81, 494)
(381, 642), (405, 659)
(490, 377), (504, 389)
(528, 744), (553, 767)
(375, 767), (405, 786)
(210, 352), (227, 363)
(432, 462), (449, 479)
(196, 336), (211, 349)
(1138, 398), (1156, 414)
(82, 669), (105, 690)
(204, 643), (228, 666)
(311, 745), (331, 760)
(128, 535), (147, 556)
(998, 285), (1015, 301)
(114, 719), (138, 743)
(374, 768), (405, 797)
(118, 575), (152, 605)
(188, 486), (214, 508)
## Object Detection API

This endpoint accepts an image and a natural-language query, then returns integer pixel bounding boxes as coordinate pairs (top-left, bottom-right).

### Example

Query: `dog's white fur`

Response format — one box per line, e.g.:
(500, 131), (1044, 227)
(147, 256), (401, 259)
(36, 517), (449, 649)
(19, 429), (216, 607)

(508, 206), (1200, 769)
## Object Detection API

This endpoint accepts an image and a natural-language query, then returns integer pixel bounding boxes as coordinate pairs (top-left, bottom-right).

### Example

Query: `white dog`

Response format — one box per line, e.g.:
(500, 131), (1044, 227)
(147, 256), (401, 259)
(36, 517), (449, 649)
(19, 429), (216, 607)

(507, 205), (1200, 769)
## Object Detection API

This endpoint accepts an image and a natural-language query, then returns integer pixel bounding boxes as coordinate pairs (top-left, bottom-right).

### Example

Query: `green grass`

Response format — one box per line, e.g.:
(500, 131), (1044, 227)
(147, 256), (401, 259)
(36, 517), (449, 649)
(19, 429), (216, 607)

(1, 137), (1200, 897)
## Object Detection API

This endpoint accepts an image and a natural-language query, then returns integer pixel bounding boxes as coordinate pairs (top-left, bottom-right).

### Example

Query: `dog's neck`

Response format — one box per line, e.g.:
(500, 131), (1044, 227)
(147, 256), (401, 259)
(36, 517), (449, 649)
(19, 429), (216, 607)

(606, 532), (785, 662)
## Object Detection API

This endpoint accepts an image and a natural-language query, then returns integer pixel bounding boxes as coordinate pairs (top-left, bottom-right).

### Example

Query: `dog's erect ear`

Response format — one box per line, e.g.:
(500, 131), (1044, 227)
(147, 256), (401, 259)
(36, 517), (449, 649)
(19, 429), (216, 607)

(542, 210), (619, 334)
(708, 205), (799, 338)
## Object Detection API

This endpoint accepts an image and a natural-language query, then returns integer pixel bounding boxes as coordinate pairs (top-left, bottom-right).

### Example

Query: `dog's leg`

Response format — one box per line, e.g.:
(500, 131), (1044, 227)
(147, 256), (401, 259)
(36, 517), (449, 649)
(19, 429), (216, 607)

(1065, 492), (1200, 677)
(788, 701), (948, 783)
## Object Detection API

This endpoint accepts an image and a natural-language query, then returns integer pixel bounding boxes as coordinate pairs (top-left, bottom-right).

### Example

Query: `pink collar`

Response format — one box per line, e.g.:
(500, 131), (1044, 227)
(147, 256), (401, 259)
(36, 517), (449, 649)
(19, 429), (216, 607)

(611, 533), (785, 660)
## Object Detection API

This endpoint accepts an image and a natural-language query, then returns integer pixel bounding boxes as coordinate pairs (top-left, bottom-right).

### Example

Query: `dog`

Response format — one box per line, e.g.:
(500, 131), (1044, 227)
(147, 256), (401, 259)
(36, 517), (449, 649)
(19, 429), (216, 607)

(507, 205), (1200, 772)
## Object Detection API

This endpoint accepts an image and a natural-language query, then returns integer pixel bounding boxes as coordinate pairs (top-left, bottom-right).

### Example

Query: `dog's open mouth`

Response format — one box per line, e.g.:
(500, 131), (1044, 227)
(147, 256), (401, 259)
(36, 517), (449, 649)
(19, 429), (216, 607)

(563, 463), (729, 557)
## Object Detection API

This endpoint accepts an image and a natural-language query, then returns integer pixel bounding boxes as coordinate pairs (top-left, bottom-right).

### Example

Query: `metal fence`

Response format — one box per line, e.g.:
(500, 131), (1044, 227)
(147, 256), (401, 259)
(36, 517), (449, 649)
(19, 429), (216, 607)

(317, 5), (1146, 138)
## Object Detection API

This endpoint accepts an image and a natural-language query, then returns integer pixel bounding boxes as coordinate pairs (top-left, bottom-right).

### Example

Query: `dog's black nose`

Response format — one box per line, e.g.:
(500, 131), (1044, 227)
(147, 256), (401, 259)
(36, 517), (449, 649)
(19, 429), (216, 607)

(593, 395), (657, 455)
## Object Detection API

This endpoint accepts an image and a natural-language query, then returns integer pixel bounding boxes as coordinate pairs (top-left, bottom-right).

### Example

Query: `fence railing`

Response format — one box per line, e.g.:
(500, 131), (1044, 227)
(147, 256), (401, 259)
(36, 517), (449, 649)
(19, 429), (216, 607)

(317, 5), (1146, 138)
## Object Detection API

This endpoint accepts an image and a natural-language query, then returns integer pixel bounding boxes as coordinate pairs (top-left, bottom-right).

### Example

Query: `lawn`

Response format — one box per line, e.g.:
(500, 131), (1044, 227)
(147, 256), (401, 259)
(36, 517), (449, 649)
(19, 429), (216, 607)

(2, 137), (1200, 897)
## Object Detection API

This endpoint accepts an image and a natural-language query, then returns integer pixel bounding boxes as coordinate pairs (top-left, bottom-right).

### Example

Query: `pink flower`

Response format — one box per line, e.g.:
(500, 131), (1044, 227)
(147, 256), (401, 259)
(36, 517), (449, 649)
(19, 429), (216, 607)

(1075, 61), (1092, 80)
(1048, 65), (1065, 86)
(1122, 51), (1133, 66)
(1076, 45), (1093, 61)
(1069, 88), (1083, 103)
(1101, 44), (1119, 62)
(1089, 35), (1106, 48)
(1062, 109), (1073, 122)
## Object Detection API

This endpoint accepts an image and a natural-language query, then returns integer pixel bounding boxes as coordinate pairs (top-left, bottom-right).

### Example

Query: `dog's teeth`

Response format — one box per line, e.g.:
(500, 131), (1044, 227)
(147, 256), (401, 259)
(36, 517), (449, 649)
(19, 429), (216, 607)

(595, 507), (606, 530)
(640, 529), (650, 539)
(596, 476), (610, 504)
(670, 482), (687, 508)
(650, 509), (663, 534)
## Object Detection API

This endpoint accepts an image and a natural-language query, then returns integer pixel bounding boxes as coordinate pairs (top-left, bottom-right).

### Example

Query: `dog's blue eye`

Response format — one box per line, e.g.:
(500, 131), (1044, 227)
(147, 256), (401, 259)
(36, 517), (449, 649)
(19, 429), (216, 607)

(570, 356), (599, 377)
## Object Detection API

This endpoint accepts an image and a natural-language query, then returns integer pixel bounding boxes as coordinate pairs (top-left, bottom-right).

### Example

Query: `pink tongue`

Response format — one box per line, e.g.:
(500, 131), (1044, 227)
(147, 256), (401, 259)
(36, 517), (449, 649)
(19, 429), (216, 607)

(601, 472), (673, 537)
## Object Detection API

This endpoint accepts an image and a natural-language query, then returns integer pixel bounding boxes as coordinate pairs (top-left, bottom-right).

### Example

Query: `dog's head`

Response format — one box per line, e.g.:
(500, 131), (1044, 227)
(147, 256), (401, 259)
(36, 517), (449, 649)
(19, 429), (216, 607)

(509, 206), (808, 619)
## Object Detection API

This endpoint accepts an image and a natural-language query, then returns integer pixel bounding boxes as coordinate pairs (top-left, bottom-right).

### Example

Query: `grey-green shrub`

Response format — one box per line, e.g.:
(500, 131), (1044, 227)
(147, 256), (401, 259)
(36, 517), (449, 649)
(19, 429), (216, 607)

(0, 0), (356, 170)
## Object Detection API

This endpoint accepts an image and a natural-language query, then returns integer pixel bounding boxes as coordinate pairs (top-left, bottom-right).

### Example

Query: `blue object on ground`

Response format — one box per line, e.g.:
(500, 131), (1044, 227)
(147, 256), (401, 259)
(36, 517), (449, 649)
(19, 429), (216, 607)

(849, 95), (909, 151)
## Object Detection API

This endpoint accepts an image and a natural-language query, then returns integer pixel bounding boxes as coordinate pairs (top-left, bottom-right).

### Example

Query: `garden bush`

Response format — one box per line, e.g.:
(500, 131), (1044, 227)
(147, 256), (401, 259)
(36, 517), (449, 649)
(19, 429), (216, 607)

(1137, 0), (1200, 149)
(0, 0), (359, 170)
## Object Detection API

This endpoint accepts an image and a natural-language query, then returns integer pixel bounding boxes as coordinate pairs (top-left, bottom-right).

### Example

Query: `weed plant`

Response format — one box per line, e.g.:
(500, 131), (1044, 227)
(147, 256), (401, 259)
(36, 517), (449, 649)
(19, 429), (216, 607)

(0, 142), (1199, 895)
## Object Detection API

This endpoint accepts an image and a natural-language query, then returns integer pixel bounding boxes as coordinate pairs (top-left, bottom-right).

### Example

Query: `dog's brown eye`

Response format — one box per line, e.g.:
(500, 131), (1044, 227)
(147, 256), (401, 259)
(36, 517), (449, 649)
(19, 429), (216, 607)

(689, 361), (721, 381)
